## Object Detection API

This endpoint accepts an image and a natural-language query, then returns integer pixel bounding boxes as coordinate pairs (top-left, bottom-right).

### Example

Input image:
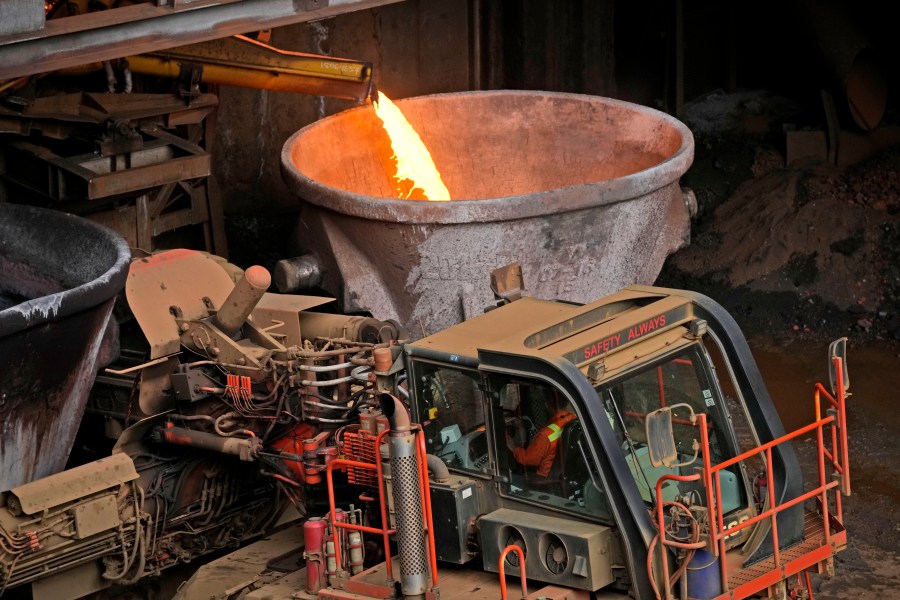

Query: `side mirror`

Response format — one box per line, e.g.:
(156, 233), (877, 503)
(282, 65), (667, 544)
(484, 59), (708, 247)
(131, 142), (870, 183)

(828, 337), (850, 396)
(646, 407), (678, 467)
(646, 403), (699, 468)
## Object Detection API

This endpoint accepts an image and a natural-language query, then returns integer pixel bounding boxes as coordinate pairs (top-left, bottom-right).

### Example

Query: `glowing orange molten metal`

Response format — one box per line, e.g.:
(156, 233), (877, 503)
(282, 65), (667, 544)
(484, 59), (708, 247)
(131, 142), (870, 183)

(373, 91), (451, 201)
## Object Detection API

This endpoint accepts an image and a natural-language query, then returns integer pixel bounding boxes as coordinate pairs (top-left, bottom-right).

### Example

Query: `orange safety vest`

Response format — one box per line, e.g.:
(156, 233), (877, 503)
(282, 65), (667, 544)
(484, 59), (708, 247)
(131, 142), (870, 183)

(513, 411), (577, 477)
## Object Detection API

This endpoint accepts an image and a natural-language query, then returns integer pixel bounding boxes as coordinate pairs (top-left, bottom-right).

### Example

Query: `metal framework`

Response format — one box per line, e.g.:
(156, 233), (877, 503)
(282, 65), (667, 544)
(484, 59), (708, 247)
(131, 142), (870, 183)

(0, 92), (228, 255)
(0, 0), (404, 81)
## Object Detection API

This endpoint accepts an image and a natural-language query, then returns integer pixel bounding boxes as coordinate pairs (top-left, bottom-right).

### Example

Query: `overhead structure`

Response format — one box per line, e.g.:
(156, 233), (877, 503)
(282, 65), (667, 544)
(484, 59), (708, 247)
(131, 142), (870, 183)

(0, 0), (404, 81)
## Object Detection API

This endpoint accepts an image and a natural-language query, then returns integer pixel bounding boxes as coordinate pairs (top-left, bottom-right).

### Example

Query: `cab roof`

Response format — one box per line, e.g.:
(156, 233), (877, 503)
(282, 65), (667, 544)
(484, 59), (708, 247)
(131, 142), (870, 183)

(409, 285), (700, 375)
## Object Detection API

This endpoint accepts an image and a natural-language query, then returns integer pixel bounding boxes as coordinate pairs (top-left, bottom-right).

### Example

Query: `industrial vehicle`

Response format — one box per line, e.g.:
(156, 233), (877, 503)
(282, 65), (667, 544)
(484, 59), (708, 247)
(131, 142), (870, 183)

(0, 254), (850, 600)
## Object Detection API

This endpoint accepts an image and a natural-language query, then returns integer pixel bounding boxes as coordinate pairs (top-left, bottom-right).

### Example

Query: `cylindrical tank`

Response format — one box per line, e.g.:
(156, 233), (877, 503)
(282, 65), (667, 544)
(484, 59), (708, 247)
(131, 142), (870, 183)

(212, 264), (271, 336)
(686, 549), (722, 599)
(304, 517), (327, 593)
(0, 203), (130, 491)
(281, 90), (694, 335)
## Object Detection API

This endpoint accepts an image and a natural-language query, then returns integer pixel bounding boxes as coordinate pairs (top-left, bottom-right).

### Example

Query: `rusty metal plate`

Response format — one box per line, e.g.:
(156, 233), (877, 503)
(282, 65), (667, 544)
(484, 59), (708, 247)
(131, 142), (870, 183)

(73, 494), (121, 539)
(10, 453), (138, 515)
(127, 249), (235, 359)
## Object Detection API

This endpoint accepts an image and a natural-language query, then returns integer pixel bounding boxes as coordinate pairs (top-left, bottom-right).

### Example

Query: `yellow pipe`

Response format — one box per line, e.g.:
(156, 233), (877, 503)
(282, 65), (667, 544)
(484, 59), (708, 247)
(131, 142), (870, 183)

(127, 34), (374, 102)
(127, 54), (372, 101)
(0, 76), (28, 94)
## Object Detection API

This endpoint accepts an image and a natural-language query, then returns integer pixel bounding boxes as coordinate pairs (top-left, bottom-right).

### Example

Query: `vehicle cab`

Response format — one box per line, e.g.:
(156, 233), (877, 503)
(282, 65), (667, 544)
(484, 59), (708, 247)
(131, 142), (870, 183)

(404, 286), (782, 598)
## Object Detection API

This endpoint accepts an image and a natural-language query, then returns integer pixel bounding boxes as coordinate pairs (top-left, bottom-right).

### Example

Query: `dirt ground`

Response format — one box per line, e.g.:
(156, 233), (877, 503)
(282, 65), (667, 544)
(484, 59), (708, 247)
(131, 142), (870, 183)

(657, 90), (900, 597)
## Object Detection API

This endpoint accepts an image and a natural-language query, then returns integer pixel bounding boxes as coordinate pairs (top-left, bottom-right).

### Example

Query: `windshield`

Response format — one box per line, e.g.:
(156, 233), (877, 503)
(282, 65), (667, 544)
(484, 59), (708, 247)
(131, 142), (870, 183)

(597, 345), (746, 515)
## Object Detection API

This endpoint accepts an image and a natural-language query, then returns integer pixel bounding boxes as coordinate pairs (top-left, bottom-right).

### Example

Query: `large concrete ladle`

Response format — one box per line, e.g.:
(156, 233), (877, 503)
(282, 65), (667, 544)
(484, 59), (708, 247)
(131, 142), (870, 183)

(281, 90), (694, 335)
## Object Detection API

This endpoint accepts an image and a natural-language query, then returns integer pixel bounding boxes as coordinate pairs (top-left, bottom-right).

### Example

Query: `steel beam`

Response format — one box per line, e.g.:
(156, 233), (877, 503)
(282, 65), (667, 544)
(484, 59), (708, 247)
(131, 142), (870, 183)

(0, 0), (404, 81)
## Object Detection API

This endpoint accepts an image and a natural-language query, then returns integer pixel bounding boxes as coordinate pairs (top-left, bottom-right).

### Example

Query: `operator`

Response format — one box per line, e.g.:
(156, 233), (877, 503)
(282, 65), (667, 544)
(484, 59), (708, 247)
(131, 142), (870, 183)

(508, 408), (577, 477)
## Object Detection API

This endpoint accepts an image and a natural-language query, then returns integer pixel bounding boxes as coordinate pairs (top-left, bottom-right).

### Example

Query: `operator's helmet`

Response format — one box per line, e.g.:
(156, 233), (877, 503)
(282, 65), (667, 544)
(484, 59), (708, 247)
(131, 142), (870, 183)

(552, 409), (577, 426)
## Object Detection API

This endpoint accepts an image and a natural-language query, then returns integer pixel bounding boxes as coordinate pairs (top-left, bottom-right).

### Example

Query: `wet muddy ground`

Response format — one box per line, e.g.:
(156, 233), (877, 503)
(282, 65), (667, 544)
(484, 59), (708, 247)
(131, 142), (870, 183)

(751, 340), (900, 598)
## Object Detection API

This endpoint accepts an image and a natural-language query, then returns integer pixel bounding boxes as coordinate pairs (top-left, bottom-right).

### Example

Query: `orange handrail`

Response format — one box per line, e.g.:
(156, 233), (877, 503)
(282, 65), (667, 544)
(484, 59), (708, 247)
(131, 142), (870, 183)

(326, 456), (396, 577)
(498, 545), (528, 600)
(657, 365), (667, 407)
(653, 357), (850, 599)
(325, 428), (438, 589)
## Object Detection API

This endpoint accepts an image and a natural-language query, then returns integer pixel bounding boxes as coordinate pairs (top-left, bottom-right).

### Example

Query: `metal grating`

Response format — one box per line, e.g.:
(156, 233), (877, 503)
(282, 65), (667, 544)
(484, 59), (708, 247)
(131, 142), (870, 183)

(728, 511), (840, 589)
(343, 430), (379, 488)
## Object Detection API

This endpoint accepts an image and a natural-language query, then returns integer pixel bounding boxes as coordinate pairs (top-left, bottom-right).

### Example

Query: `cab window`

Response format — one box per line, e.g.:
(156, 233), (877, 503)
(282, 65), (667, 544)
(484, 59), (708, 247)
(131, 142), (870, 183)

(412, 362), (489, 475)
(490, 376), (612, 522)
